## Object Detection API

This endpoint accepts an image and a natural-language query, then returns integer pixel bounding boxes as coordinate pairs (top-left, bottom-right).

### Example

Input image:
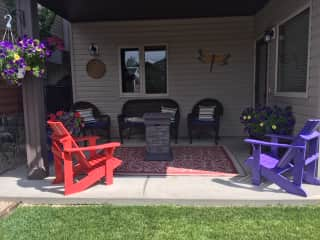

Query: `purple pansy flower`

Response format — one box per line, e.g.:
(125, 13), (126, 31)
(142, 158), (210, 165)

(0, 35), (51, 85)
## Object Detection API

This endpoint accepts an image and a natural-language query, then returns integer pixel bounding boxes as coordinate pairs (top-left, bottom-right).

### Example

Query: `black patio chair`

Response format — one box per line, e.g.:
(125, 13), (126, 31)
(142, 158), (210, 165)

(71, 101), (111, 141)
(187, 98), (223, 145)
(118, 99), (180, 144)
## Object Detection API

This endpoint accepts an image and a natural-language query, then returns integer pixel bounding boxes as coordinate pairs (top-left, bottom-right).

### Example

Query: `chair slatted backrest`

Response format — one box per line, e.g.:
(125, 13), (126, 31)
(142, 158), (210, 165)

(47, 120), (91, 169)
(122, 99), (180, 118)
(71, 101), (101, 119)
(278, 119), (320, 168)
(191, 98), (224, 118)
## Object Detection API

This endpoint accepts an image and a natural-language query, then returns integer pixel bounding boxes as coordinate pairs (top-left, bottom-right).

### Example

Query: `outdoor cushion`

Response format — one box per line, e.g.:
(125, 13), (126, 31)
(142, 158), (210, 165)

(161, 106), (177, 122)
(198, 105), (215, 121)
(71, 101), (111, 141)
(192, 118), (215, 124)
(187, 98), (223, 145)
(125, 117), (144, 123)
(77, 108), (96, 123)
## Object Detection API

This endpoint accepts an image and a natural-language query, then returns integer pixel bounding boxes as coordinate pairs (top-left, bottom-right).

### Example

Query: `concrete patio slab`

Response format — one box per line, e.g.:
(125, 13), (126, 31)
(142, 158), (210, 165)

(1, 166), (320, 206)
(0, 137), (319, 206)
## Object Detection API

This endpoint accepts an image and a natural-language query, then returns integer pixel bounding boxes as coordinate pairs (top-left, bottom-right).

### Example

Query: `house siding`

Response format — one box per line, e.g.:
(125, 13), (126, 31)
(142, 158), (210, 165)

(71, 17), (255, 137)
(255, 0), (320, 132)
(0, 1), (8, 31)
(0, 85), (22, 114)
(51, 15), (64, 39)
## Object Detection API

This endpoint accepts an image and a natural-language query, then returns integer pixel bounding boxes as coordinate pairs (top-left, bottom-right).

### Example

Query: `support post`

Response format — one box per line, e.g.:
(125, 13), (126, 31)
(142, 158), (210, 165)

(16, 0), (49, 179)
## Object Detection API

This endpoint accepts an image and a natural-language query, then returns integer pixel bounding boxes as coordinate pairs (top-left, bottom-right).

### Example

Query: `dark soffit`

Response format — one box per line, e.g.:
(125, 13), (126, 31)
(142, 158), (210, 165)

(37, 0), (270, 22)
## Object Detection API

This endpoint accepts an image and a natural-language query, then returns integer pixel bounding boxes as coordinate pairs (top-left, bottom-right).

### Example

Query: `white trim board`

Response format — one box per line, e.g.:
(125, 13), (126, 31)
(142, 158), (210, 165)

(253, 35), (270, 106)
(274, 4), (312, 99)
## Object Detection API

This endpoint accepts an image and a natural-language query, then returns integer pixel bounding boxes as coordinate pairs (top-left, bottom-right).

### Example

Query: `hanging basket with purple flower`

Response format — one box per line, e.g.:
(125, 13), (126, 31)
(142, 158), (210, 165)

(0, 41), (26, 85)
(0, 36), (51, 86)
(240, 105), (295, 138)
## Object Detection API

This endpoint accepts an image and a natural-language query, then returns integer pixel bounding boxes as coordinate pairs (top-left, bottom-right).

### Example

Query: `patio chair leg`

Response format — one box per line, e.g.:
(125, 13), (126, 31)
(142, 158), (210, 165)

(119, 128), (124, 144)
(251, 146), (262, 186)
(214, 126), (220, 145)
(105, 160), (114, 185)
(128, 128), (132, 139)
(303, 160), (320, 185)
(251, 171), (261, 186)
(52, 151), (64, 184)
(175, 128), (178, 144)
(261, 168), (307, 197)
(63, 157), (75, 194)
(106, 127), (111, 142)
(292, 150), (305, 187)
(189, 130), (193, 144)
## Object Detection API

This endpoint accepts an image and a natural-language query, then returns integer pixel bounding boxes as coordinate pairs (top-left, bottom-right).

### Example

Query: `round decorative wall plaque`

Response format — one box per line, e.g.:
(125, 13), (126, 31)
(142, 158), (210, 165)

(86, 59), (106, 79)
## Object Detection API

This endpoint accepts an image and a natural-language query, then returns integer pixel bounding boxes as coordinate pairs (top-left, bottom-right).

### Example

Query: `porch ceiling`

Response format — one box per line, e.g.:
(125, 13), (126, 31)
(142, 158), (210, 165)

(37, 0), (270, 22)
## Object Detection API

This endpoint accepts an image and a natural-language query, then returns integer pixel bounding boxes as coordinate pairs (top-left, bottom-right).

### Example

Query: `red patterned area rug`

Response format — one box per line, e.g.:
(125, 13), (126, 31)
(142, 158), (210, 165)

(114, 146), (238, 176)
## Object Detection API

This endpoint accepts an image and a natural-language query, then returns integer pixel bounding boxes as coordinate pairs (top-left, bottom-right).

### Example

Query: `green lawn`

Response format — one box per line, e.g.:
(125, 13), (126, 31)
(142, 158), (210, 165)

(1, 205), (320, 240)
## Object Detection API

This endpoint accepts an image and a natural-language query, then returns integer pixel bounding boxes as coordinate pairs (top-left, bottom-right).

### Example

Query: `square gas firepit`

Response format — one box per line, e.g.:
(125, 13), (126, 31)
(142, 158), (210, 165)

(143, 112), (173, 161)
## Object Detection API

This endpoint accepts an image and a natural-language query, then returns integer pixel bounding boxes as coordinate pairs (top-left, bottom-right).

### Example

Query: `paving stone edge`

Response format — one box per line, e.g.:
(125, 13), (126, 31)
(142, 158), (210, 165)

(0, 202), (20, 218)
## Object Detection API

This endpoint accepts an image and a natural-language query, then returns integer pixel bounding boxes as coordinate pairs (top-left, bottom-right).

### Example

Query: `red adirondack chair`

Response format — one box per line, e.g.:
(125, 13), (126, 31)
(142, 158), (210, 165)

(47, 120), (122, 195)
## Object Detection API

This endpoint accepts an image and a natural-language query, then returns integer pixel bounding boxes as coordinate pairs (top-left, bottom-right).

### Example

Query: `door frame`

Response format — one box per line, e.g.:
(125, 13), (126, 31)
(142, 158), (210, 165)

(253, 35), (269, 106)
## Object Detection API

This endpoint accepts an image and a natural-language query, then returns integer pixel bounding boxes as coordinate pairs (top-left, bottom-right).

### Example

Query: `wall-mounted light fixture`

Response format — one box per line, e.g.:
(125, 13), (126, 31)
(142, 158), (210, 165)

(264, 28), (276, 43)
(89, 43), (99, 56)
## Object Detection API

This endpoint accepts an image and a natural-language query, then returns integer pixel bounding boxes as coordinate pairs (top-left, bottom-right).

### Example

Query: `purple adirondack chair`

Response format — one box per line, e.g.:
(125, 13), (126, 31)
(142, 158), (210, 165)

(245, 119), (320, 197)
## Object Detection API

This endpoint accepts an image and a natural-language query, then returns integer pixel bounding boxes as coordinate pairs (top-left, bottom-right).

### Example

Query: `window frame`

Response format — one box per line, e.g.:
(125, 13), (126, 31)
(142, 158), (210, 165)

(274, 5), (312, 98)
(119, 44), (169, 98)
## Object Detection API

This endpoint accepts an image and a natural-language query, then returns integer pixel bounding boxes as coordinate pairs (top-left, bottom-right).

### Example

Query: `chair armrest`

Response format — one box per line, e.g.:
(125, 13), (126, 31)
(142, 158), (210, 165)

(300, 131), (320, 141)
(265, 134), (294, 141)
(75, 136), (100, 143)
(64, 142), (121, 153)
(245, 139), (304, 149)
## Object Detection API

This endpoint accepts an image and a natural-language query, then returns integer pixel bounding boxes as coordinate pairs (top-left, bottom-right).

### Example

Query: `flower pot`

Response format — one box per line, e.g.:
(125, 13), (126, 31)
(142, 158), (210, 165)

(17, 67), (26, 79)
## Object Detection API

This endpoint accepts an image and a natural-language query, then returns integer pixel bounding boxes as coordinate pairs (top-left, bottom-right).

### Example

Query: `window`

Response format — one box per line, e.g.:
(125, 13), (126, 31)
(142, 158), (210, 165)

(276, 8), (310, 96)
(120, 48), (141, 93)
(145, 46), (167, 94)
(120, 45), (167, 95)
